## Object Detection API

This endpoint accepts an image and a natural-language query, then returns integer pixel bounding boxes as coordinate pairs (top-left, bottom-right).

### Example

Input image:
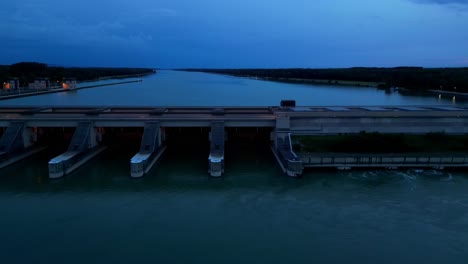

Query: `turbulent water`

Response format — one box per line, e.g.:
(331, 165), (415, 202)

(1, 143), (468, 263)
(1, 71), (468, 263)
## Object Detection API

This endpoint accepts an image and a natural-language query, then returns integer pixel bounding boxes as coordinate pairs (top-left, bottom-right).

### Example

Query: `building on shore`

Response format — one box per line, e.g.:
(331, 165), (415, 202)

(62, 78), (77, 89)
(28, 78), (50, 89)
(3, 78), (20, 91)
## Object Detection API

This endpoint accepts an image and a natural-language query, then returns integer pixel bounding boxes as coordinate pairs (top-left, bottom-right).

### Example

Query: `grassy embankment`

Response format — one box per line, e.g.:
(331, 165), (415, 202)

(257, 77), (381, 87)
(181, 67), (468, 93)
(293, 132), (468, 154)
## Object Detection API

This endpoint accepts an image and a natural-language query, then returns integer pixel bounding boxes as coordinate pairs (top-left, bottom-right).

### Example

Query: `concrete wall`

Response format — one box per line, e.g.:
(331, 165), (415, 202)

(0, 107), (467, 135)
(291, 117), (468, 134)
(301, 154), (468, 168)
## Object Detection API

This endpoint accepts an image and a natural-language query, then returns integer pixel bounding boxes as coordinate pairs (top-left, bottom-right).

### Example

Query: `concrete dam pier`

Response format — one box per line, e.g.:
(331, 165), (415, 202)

(1, 103), (468, 178)
(130, 122), (167, 178)
(48, 122), (107, 178)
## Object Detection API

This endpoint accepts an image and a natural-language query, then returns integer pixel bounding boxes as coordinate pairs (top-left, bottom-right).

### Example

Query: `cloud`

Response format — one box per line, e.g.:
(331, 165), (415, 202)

(409, 0), (468, 13)
(410, 0), (468, 6)
(150, 8), (178, 17)
(0, 15), (144, 48)
(417, 0), (468, 3)
(0, 1), (176, 49)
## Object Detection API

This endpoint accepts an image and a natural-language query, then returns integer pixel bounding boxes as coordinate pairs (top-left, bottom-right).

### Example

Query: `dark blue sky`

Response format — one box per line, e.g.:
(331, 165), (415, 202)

(1, 0), (467, 68)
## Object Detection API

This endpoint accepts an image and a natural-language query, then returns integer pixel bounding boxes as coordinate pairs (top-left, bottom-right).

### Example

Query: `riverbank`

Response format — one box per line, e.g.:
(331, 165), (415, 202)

(181, 67), (468, 92)
(428, 89), (468, 98)
(0, 80), (142, 101)
(95, 71), (156, 80)
(251, 76), (381, 87)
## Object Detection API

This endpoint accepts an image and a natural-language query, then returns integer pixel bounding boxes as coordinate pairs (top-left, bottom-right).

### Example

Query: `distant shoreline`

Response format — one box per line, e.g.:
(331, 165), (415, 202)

(179, 68), (468, 93)
(263, 76), (468, 97)
(427, 89), (468, 98)
(180, 70), (384, 88)
(94, 72), (155, 81)
(245, 76), (381, 88)
(190, 70), (468, 98)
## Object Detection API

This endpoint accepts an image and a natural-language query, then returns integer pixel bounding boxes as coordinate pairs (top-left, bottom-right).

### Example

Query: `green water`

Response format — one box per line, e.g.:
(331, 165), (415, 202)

(1, 141), (468, 263)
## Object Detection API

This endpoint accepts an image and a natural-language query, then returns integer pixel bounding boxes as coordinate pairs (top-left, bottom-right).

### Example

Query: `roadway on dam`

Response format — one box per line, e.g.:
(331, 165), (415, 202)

(0, 105), (467, 127)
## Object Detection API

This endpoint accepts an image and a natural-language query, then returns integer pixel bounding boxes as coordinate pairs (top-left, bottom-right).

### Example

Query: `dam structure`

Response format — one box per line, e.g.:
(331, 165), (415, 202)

(0, 103), (468, 177)
(48, 122), (107, 178)
(130, 122), (167, 178)
(208, 121), (225, 177)
(0, 121), (46, 169)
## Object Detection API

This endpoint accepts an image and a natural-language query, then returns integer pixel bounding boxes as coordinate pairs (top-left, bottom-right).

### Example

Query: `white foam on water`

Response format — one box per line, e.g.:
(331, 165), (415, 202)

(396, 171), (416, 180)
(406, 169), (454, 182)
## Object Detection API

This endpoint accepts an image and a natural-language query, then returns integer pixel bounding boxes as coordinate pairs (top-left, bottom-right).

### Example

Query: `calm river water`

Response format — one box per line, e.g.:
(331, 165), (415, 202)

(2, 70), (466, 106)
(0, 71), (467, 263)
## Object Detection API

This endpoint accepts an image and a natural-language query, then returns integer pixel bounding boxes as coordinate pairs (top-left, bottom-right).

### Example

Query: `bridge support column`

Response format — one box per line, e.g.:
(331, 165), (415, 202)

(96, 127), (104, 142)
(271, 116), (303, 177)
(208, 121), (225, 177)
(48, 122), (106, 178)
(130, 122), (167, 178)
(0, 122), (45, 169)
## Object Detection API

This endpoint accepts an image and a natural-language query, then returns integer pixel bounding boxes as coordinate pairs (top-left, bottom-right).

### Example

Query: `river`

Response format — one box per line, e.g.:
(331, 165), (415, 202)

(1, 70), (465, 106)
(0, 71), (467, 263)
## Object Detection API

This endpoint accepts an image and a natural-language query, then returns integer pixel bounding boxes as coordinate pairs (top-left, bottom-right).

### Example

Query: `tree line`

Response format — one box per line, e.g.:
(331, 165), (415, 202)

(181, 67), (468, 92)
(1, 62), (155, 87)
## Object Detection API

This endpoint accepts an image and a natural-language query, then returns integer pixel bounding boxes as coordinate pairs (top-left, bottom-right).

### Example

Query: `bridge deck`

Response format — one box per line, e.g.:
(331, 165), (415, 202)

(0, 105), (467, 128)
(0, 105), (467, 115)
